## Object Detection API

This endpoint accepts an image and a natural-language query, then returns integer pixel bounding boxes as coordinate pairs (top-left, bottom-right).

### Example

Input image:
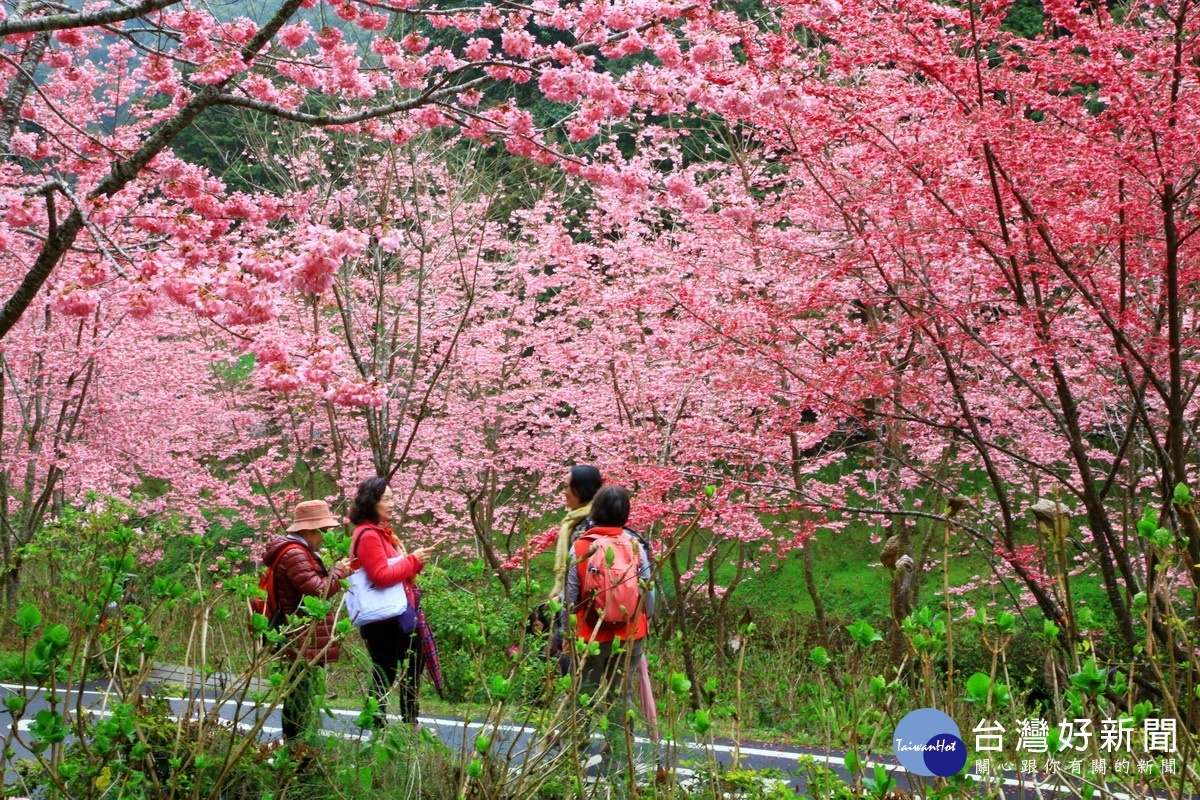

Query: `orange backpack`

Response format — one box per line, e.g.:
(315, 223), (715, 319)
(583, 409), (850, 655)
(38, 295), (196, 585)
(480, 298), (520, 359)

(578, 531), (643, 630)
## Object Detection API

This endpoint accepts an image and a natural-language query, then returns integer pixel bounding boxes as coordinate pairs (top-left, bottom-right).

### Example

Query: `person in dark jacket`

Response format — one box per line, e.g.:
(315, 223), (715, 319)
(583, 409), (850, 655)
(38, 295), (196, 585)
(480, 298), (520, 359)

(264, 499), (352, 742)
(349, 477), (437, 728)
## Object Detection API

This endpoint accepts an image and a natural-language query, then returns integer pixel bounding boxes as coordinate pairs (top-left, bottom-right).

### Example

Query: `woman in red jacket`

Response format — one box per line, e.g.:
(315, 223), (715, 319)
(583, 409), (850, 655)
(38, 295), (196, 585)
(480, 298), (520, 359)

(349, 477), (436, 728)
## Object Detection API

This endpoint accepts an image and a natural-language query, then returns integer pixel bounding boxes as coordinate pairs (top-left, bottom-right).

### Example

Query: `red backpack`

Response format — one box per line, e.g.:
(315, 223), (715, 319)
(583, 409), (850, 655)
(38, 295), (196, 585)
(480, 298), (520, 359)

(578, 531), (643, 629)
(248, 542), (309, 630)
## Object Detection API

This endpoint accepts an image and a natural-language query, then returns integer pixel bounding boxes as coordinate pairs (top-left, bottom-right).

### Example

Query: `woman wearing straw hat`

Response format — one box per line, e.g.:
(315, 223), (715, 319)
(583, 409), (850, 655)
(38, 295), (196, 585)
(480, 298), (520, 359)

(263, 499), (353, 742)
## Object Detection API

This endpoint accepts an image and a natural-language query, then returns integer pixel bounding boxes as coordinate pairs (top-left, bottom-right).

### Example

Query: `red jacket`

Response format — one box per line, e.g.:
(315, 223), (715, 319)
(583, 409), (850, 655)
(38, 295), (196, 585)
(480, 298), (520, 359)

(264, 534), (349, 664)
(351, 522), (424, 606)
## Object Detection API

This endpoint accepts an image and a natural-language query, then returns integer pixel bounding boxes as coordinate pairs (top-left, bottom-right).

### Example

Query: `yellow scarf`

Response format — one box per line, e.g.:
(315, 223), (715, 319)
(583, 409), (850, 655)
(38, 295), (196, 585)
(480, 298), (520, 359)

(550, 501), (592, 600)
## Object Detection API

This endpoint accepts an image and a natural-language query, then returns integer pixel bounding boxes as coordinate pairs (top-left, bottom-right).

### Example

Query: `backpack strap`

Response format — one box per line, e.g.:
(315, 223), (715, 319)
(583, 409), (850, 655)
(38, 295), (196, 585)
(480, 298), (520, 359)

(267, 541), (315, 626)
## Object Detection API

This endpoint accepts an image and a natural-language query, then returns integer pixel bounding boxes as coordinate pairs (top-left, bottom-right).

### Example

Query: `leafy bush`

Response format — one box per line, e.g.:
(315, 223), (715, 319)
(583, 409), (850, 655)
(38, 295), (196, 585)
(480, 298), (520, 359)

(412, 560), (527, 703)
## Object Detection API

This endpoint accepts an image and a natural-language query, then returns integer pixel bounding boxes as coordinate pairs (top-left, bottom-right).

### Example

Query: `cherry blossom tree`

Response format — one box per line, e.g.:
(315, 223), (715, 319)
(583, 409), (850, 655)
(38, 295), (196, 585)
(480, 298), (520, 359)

(511, 0), (1200, 714)
(0, 0), (726, 599)
(0, 0), (707, 342)
(5, 0), (1200, 732)
(215, 132), (559, 586)
(0, 299), (249, 606)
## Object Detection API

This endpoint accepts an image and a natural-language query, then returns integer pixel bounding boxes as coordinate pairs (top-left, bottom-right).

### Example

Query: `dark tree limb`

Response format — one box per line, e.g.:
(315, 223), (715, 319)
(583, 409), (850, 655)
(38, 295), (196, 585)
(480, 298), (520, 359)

(0, 29), (49, 152)
(0, 0), (184, 36)
(0, 0), (306, 341)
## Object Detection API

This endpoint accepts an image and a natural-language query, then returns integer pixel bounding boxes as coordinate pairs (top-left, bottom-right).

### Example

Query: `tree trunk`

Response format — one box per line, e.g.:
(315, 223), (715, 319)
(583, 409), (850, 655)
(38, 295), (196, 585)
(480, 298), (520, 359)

(801, 540), (844, 690)
(2, 558), (21, 634)
(467, 497), (512, 596)
(0, 27), (50, 153)
(669, 549), (702, 710)
(708, 554), (726, 671)
(789, 430), (844, 688)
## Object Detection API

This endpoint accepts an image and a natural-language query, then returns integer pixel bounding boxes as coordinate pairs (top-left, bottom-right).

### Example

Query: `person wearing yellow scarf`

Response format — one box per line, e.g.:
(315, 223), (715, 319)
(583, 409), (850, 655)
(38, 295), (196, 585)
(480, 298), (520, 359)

(549, 465), (603, 602)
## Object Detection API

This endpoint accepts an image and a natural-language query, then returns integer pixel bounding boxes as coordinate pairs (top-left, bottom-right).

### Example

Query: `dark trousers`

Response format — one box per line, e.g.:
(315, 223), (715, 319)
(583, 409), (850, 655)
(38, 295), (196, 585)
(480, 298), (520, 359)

(281, 665), (321, 741)
(580, 638), (644, 706)
(360, 619), (423, 726)
(577, 639), (644, 765)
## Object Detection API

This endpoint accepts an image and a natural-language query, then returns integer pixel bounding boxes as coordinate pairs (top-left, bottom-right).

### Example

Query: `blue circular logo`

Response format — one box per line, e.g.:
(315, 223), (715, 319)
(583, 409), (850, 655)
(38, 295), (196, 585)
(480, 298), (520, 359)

(893, 709), (967, 777)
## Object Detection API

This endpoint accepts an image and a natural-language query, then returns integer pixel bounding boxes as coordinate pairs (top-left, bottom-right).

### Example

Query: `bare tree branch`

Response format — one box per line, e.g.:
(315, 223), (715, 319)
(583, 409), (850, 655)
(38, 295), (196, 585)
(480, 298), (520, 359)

(0, 29), (49, 152)
(0, 0), (185, 36)
(0, 0), (307, 341)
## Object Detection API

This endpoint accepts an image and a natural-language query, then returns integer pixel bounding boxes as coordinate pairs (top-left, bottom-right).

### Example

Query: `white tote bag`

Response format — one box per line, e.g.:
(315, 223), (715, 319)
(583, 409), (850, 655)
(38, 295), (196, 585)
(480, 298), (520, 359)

(344, 556), (409, 627)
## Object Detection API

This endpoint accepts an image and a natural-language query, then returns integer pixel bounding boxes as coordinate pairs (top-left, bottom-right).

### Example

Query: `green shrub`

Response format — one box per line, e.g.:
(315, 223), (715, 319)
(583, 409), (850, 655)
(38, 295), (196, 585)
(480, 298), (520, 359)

(417, 560), (525, 703)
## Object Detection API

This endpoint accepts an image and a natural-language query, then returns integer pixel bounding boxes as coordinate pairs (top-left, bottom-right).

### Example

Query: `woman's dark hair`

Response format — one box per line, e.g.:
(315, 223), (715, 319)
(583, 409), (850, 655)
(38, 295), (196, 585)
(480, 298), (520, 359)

(527, 603), (552, 635)
(349, 476), (389, 526)
(568, 465), (603, 505)
(590, 485), (630, 528)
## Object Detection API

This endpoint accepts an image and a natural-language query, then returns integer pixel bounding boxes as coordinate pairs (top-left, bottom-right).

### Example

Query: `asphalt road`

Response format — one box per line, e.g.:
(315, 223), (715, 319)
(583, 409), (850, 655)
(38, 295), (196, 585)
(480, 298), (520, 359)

(0, 681), (1180, 799)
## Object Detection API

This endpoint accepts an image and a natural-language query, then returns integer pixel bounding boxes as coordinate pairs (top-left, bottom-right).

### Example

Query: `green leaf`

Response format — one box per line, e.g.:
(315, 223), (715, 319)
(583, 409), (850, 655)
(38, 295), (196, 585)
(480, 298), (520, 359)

(605, 547), (615, 568)
(15, 604), (41, 633)
(810, 646), (830, 668)
(1069, 660), (1107, 696)
(467, 759), (483, 779)
(301, 595), (332, 618)
(475, 734), (491, 755)
(704, 485), (716, 498)
(29, 709), (65, 744)
(864, 763), (895, 795)
(43, 625), (69, 647)
(847, 620), (882, 649)
(1138, 507), (1158, 538)
(1174, 483), (1193, 505)
(489, 675), (511, 701)
(4, 695), (25, 713)
(670, 673), (692, 696)
(965, 673), (991, 703)
(845, 750), (861, 773)
(355, 697), (379, 729)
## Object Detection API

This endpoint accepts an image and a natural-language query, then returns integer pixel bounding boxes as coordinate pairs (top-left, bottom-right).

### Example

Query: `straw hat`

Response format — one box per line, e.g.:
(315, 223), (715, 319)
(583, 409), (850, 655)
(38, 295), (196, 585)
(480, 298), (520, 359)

(287, 500), (339, 532)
